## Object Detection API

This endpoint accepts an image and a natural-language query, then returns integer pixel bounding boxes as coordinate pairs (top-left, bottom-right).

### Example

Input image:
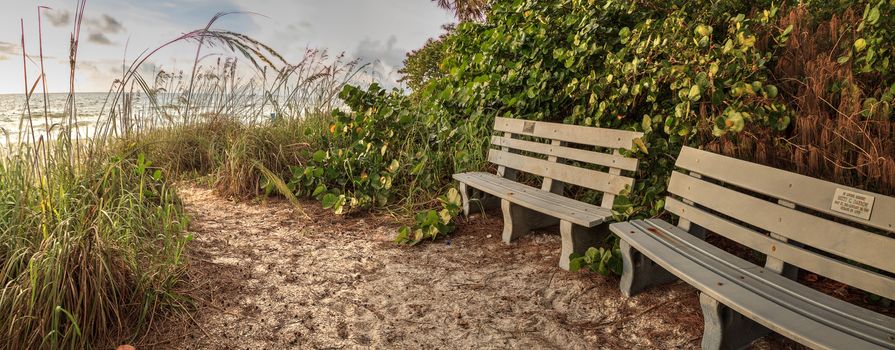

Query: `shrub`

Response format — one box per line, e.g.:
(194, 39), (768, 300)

(288, 83), (465, 214)
(301, 1), (894, 263)
(395, 188), (463, 245)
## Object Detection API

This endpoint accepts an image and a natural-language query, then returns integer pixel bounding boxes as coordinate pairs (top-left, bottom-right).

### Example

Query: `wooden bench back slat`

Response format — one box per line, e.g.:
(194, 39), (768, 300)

(601, 150), (624, 209)
(493, 117), (642, 150)
(541, 139), (566, 194)
(668, 171), (895, 274)
(665, 197), (895, 300)
(675, 147), (895, 233)
(488, 149), (633, 195)
(496, 131), (518, 180)
(490, 136), (640, 171)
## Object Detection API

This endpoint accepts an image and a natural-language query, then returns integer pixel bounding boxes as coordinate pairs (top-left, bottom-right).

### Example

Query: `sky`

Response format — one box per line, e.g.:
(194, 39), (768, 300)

(0, 0), (456, 93)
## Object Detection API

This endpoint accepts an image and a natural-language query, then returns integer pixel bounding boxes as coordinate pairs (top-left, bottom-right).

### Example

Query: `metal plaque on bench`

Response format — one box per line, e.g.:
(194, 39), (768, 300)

(830, 188), (875, 220)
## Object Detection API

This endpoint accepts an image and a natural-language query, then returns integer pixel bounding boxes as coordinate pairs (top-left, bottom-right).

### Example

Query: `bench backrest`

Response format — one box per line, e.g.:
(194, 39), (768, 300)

(667, 146), (895, 300)
(488, 117), (643, 209)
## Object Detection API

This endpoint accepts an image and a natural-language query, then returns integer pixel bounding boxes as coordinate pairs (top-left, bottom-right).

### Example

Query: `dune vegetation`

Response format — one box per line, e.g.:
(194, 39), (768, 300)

(1, 0), (893, 348)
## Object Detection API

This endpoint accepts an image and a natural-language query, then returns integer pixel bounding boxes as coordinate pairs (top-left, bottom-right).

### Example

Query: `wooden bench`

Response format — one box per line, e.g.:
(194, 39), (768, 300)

(453, 117), (643, 270)
(611, 146), (895, 349)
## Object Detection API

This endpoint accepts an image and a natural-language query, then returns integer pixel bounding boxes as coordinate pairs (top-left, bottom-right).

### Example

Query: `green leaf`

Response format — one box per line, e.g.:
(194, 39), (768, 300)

(724, 111), (746, 133)
(438, 209), (452, 224)
(854, 38), (867, 52)
(333, 195), (347, 215)
(418, 210), (434, 225)
(619, 27), (631, 44)
(694, 24), (712, 37)
(654, 198), (666, 213)
(687, 85), (702, 101)
(737, 33), (756, 48)
(445, 188), (462, 207)
(867, 7), (880, 25)
(633, 138), (649, 154)
(641, 115), (652, 132)
(321, 193), (339, 209)
(312, 184), (327, 198)
(312, 150), (327, 163)
(568, 257), (583, 272)
(411, 160), (426, 175)
(395, 226), (410, 243)
(764, 85), (778, 99)
(388, 159), (400, 173)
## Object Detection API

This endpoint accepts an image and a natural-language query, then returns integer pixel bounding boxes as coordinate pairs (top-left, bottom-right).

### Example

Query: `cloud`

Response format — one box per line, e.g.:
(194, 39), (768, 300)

(0, 41), (24, 61)
(289, 21), (313, 33)
(81, 14), (126, 45)
(43, 9), (71, 27)
(352, 35), (409, 88)
(0, 41), (56, 61)
(76, 59), (124, 91)
(86, 14), (125, 34)
(0, 42), (17, 56)
(88, 33), (113, 45)
(353, 35), (405, 69)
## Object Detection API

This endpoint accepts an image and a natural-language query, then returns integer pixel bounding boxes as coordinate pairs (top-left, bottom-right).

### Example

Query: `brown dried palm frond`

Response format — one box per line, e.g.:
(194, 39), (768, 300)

(433, 0), (488, 21)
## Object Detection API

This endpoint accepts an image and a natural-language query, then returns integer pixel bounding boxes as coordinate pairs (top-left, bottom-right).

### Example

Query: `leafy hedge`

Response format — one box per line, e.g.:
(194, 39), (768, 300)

(290, 0), (895, 266)
(422, 0), (802, 220)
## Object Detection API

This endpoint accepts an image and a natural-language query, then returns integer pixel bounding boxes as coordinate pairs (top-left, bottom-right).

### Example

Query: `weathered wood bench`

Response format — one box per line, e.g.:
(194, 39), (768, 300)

(453, 117), (643, 270)
(611, 146), (895, 349)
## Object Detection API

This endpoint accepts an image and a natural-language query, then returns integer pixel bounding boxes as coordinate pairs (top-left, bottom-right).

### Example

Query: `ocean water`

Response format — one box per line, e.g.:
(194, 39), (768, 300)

(0, 92), (281, 144)
(0, 92), (118, 144)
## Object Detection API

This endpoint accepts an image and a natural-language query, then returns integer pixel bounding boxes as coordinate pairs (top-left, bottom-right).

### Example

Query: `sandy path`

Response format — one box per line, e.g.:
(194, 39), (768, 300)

(145, 186), (800, 349)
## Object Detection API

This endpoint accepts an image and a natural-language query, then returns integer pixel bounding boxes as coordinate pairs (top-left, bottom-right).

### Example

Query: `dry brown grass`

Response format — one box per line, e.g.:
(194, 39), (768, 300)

(706, 5), (895, 196)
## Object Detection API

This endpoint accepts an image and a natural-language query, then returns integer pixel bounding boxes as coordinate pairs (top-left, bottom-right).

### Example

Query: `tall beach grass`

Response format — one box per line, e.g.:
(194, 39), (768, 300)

(0, 4), (331, 348)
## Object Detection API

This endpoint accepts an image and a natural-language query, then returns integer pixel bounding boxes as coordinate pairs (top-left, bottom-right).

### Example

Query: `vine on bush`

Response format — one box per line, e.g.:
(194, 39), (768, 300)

(569, 245), (623, 276)
(395, 188), (462, 245)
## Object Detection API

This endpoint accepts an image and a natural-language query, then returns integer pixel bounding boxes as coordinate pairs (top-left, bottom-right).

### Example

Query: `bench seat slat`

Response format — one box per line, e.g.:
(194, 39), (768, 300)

(490, 135), (639, 171)
(488, 149), (633, 195)
(675, 147), (895, 233)
(493, 117), (642, 149)
(461, 173), (609, 223)
(611, 219), (895, 350)
(665, 197), (895, 300)
(453, 172), (611, 227)
(668, 171), (895, 274)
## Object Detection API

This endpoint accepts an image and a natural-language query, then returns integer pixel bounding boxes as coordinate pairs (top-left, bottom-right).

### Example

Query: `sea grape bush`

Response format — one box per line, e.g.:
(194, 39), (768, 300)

(289, 1), (802, 222)
(421, 0), (803, 221)
(293, 0), (803, 220)
(569, 246), (623, 276)
(395, 188), (463, 245)
(852, 0), (895, 119)
(288, 83), (462, 214)
(289, 0), (895, 269)
(288, 84), (409, 213)
(398, 25), (455, 92)
(853, 0), (894, 77)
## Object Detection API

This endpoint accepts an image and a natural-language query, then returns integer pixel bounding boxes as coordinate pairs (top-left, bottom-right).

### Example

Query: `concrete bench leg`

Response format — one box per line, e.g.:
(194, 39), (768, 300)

(700, 293), (771, 350)
(501, 199), (558, 244)
(459, 182), (499, 216)
(559, 220), (609, 270)
(619, 239), (678, 297)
